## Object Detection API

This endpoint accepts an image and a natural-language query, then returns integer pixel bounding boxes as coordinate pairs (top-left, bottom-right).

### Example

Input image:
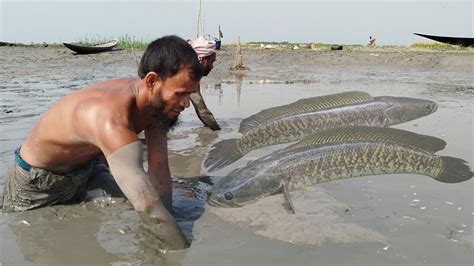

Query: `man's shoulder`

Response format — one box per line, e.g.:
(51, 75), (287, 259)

(80, 79), (136, 106)
(78, 78), (137, 98)
(70, 82), (136, 126)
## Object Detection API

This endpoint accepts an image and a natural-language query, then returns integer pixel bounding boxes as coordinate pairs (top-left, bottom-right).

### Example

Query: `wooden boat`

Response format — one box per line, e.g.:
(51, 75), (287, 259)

(330, 45), (343, 50)
(63, 39), (118, 54)
(414, 33), (474, 47)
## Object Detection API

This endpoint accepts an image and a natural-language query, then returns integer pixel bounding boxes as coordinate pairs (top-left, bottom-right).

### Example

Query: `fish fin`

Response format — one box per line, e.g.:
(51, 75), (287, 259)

(239, 91), (373, 133)
(282, 126), (446, 154)
(280, 180), (296, 214)
(204, 139), (243, 171)
(435, 156), (473, 183)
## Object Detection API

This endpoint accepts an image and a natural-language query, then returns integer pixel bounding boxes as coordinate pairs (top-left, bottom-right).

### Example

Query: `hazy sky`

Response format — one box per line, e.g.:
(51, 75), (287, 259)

(1, 0), (472, 45)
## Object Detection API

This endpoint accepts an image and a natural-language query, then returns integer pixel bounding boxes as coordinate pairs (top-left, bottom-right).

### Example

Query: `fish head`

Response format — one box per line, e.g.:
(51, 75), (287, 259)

(207, 161), (282, 207)
(379, 96), (437, 125)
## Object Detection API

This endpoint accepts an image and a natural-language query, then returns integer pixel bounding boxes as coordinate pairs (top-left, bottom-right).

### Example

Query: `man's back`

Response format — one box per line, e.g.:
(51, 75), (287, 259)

(20, 78), (138, 173)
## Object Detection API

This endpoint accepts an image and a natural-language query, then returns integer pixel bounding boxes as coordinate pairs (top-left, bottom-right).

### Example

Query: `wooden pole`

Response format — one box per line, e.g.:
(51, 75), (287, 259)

(231, 36), (246, 70)
(196, 0), (204, 38)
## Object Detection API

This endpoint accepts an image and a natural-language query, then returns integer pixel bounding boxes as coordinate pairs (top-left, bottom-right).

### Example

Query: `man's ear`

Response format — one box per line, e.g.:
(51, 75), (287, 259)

(144, 72), (163, 92)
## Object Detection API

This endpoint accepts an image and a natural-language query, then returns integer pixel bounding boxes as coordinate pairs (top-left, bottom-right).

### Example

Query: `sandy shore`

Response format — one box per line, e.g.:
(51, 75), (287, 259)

(2, 45), (473, 81)
(1, 46), (473, 265)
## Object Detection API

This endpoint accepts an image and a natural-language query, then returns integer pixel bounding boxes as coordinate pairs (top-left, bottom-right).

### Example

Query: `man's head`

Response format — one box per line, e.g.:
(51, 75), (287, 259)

(188, 37), (217, 76)
(200, 53), (216, 76)
(138, 35), (204, 130)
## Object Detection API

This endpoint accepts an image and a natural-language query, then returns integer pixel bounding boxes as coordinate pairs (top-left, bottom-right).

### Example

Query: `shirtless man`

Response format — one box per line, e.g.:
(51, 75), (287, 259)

(188, 37), (220, 130)
(1, 35), (203, 250)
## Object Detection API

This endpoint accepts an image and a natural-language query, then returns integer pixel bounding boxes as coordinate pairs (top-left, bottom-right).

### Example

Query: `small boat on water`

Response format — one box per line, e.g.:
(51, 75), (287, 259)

(414, 33), (474, 47)
(63, 39), (118, 54)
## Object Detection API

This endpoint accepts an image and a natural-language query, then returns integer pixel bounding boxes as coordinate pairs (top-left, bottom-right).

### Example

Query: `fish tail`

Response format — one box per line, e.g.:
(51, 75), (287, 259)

(435, 156), (473, 183)
(204, 139), (244, 171)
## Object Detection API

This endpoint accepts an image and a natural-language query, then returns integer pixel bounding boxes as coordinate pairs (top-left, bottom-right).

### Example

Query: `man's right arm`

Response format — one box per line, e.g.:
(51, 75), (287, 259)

(92, 112), (188, 250)
(105, 140), (189, 250)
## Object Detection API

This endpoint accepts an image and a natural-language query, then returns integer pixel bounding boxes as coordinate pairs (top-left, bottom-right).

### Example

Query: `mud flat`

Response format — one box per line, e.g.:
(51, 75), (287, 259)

(1, 46), (473, 265)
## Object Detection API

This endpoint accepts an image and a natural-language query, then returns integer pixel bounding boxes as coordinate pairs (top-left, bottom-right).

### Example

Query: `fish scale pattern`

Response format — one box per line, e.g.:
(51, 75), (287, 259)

(277, 143), (443, 191)
(237, 102), (388, 154)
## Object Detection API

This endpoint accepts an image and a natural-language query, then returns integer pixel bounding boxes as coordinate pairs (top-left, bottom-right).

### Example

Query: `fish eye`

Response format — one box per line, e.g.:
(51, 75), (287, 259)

(425, 104), (431, 109)
(224, 192), (234, 201)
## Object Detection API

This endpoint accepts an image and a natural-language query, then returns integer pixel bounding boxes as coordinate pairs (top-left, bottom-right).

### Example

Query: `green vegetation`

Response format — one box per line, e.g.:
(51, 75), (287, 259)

(221, 41), (472, 52)
(74, 36), (109, 46)
(2, 37), (471, 52)
(73, 34), (149, 49)
(409, 42), (468, 50)
(116, 35), (149, 49)
(223, 42), (390, 50)
(1, 35), (150, 48)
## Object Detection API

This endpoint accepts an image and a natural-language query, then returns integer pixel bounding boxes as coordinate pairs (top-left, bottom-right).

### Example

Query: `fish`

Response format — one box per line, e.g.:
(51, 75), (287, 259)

(207, 126), (472, 210)
(204, 91), (438, 171)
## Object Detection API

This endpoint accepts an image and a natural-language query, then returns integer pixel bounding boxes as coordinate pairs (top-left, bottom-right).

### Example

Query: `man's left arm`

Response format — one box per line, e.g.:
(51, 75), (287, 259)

(190, 85), (221, 131)
(145, 127), (173, 211)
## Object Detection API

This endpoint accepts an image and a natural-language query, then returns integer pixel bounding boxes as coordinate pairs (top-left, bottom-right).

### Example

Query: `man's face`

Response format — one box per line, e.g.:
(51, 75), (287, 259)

(201, 53), (216, 76)
(148, 67), (199, 129)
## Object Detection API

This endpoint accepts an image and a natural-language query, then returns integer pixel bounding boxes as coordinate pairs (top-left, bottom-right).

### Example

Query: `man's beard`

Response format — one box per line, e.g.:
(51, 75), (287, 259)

(203, 65), (212, 76)
(145, 102), (179, 133)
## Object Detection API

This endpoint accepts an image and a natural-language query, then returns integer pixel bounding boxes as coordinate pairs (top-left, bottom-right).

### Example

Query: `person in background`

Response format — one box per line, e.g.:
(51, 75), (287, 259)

(369, 36), (376, 46)
(188, 37), (221, 130)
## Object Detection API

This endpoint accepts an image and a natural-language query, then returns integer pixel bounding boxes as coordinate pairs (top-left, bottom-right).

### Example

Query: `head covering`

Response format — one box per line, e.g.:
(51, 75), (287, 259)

(188, 36), (216, 59)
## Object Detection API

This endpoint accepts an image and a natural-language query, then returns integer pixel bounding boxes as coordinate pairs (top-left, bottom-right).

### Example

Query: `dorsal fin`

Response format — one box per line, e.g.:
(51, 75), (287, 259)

(281, 126), (447, 154)
(239, 91), (373, 133)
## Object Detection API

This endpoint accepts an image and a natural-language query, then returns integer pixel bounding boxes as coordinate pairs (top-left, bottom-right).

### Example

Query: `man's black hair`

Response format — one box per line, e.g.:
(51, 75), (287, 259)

(138, 35), (203, 80)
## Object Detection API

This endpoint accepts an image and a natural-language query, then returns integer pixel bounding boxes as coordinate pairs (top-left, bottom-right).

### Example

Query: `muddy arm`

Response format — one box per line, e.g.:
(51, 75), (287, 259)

(107, 141), (189, 250)
(190, 85), (221, 130)
(138, 203), (190, 251)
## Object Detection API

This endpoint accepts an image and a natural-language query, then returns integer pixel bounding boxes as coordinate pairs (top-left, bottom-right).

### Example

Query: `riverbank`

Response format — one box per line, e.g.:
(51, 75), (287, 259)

(0, 45), (472, 265)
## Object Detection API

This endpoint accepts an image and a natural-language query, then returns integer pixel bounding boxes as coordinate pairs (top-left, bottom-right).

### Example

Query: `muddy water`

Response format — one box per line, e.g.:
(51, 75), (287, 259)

(1, 57), (473, 265)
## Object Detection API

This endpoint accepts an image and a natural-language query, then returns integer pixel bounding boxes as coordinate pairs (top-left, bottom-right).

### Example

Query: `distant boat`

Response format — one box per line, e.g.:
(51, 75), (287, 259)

(63, 39), (118, 54)
(414, 33), (474, 47)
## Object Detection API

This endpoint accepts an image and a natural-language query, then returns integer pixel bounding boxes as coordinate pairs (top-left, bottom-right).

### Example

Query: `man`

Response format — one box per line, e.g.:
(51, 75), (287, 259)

(1, 35), (202, 250)
(369, 36), (376, 46)
(188, 37), (221, 130)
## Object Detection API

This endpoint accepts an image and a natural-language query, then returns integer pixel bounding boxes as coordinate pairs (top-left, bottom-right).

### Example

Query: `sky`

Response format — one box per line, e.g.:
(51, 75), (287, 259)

(0, 0), (472, 45)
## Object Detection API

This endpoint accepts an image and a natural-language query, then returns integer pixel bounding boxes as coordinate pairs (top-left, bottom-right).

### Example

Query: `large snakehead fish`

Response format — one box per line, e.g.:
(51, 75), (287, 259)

(207, 126), (472, 209)
(204, 91), (438, 171)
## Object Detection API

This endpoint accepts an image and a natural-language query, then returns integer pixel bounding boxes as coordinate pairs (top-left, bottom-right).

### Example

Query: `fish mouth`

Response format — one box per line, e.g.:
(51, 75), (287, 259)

(207, 195), (238, 208)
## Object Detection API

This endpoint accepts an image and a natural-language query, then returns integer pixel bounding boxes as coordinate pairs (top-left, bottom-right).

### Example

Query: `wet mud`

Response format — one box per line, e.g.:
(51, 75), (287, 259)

(0, 46), (473, 265)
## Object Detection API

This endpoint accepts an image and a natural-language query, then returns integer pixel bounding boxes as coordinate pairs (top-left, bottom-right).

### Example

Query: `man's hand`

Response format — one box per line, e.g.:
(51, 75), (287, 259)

(190, 89), (221, 131)
(139, 202), (190, 251)
(106, 141), (188, 251)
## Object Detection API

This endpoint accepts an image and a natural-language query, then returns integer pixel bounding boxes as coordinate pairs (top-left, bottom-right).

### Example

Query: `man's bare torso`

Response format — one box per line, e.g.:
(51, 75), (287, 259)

(20, 78), (146, 173)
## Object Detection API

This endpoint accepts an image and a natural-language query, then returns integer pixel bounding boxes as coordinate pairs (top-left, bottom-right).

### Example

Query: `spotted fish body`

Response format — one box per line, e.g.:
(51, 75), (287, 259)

(238, 100), (394, 155)
(205, 91), (438, 171)
(208, 127), (472, 208)
(283, 142), (442, 190)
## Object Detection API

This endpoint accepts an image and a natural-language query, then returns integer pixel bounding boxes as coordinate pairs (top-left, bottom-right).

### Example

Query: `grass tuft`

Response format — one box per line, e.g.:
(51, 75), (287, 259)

(73, 34), (150, 49)
(409, 42), (468, 50)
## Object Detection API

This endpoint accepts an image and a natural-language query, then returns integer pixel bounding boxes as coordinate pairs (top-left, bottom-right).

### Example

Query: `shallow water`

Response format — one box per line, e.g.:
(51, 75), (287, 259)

(1, 61), (473, 265)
